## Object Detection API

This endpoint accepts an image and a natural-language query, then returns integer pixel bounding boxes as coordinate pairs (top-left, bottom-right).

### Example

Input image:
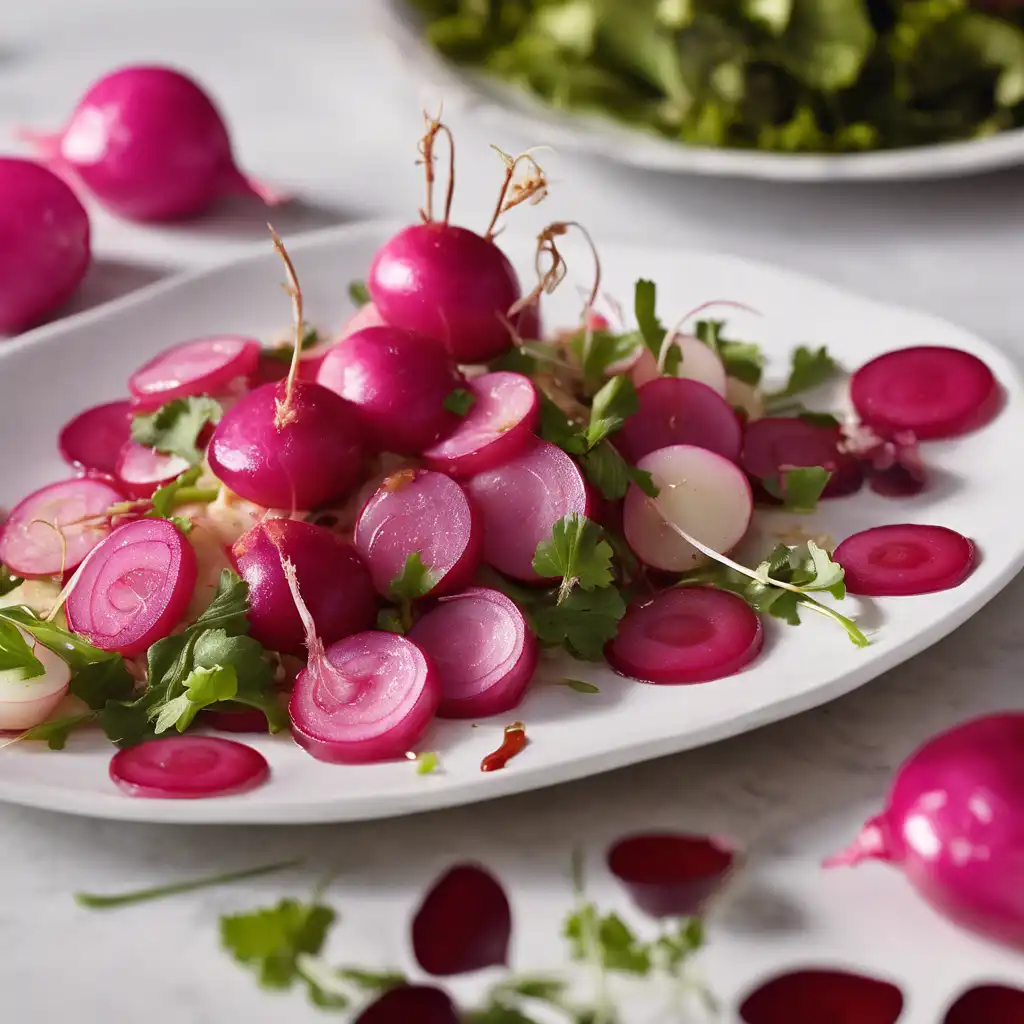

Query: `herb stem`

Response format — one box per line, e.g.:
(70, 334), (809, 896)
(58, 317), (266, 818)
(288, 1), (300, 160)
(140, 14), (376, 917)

(171, 486), (220, 506)
(798, 594), (870, 647)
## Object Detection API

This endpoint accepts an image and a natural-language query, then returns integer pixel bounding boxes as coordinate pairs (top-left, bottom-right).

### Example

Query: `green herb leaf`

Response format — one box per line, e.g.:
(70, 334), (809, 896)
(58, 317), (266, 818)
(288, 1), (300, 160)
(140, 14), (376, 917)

(532, 585), (627, 661)
(0, 608), (110, 672)
(798, 411), (842, 428)
(0, 619), (44, 679)
(695, 319), (766, 386)
(586, 374), (638, 448)
(153, 664), (238, 734)
(131, 397), (223, 465)
(191, 570), (251, 635)
(263, 325), (319, 364)
(538, 395), (587, 455)
(149, 465), (219, 526)
(634, 279), (666, 359)
(558, 678), (600, 694)
(388, 552), (439, 603)
(762, 466), (832, 513)
(0, 564), (21, 597)
(348, 280), (371, 307)
(769, 345), (839, 404)
(568, 328), (642, 387)
(444, 388), (477, 416)
(415, 751), (441, 775)
(565, 905), (652, 976)
(22, 712), (98, 750)
(532, 514), (614, 602)
(376, 608), (405, 634)
(69, 658), (136, 710)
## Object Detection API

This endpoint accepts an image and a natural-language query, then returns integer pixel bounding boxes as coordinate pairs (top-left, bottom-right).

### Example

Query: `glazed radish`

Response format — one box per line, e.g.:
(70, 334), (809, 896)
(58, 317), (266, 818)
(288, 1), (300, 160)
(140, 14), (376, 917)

(833, 524), (974, 596)
(65, 518), (197, 656)
(355, 987), (460, 1024)
(20, 66), (280, 222)
(607, 588), (763, 684)
(615, 378), (743, 465)
(0, 631), (70, 731)
(0, 157), (90, 334)
(739, 969), (904, 1024)
(0, 477), (123, 577)
(59, 401), (132, 476)
(825, 713), (1024, 948)
(114, 441), (190, 499)
(944, 985), (1024, 1024)
(421, 372), (539, 478)
(109, 735), (269, 798)
(466, 441), (590, 582)
(409, 587), (538, 718)
(623, 445), (752, 571)
(354, 470), (482, 598)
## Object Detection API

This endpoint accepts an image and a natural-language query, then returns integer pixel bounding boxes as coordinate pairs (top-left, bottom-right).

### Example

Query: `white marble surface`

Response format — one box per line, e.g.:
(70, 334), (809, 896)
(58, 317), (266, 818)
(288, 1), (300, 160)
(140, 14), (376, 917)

(3, 2), (1024, 1021)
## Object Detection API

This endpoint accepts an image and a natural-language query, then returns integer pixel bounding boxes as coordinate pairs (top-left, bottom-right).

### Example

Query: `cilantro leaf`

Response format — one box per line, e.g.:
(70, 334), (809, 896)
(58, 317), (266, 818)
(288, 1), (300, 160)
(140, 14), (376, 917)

(263, 325), (319, 365)
(585, 374), (638, 448)
(153, 664), (238, 734)
(762, 466), (832, 513)
(444, 388), (476, 416)
(149, 465), (218, 529)
(564, 905), (652, 976)
(695, 319), (766, 386)
(532, 514), (614, 601)
(634, 279), (665, 359)
(415, 751), (441, 775)
(581, 442), (657, 501)
(0, 618), (44, 678)
(99, 698), (156, 748)
(538, 395), (586, 454)
(376, 608), (405, 634)
(532, 585), (626, 661)
(190, 570), (251, 635)
(69, 658), (136, 710)
(558, 678), (600, 694)
(768, 345), (839, 405)
(389, 552), (439, 603)
(568, 328), (641, 387)
(0, 564), (20, 597)
(23, 712), (97, 750)
(131, 397), (223, 465)
(348, 280), (371, 307)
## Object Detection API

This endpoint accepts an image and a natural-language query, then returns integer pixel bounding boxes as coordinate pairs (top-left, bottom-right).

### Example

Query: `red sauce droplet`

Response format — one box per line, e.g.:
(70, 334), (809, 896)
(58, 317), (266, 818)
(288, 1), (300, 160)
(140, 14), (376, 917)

(480, 721), (527, 772)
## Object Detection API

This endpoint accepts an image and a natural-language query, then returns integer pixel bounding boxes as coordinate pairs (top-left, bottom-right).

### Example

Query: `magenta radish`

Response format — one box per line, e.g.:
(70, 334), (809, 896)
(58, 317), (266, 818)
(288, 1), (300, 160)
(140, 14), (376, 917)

(339, 300), (386, 340)
(615, 378), (743, 465)
(412, 864), (512, 976)
(20, 66), (281, 222)
(421, 372), (539, 478)
(825, 713), (1024, 948)
(739, 969), (904, 1024)
(944, 985), (1024, 1024)
(354, 470), (482, 598)
(0, 477), (124, 577)
(623, 445), (752, 572)
(355, 987), (460, 1024)
(833, 524), (974, 596)
(409, 587), (537, 718)
(627, 333), (727, 394)
(0, 157), (91, 334)
(109, 735), (269, 798)
(59, 401), (132, 476)
(65, 518), (197, 656)
(0, 631), (71, 731)
(850, 345), (999, 440)
(115, 441), (190, 499)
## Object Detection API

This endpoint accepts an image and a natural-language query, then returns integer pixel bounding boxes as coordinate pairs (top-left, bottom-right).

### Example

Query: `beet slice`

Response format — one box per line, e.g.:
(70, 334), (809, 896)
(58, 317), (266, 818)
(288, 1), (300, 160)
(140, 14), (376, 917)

(739, 969), (904, 1024)
(115, 441), (191, 499)
(412, 864), (511, 976)
(944, 984), (1024, 1024)
(834, 523), (975, 597)
(203, 704), (271, 733)
(354, 986), (460, 1024)
(58, 400), (132, 476)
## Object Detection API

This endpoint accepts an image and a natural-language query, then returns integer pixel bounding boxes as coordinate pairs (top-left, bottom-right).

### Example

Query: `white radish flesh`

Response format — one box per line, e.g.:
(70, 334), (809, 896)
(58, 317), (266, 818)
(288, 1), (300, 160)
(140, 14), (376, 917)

(667, 335), (728, 396)
(0, 630), (71, 730)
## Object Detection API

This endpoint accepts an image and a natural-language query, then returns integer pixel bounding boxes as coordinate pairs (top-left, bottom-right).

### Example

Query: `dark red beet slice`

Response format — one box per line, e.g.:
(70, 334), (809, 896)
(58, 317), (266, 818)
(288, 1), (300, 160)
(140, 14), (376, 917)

(58, 400), (132, 475)
(412, 864), (511, 976)
(834, 524), (975, 597)
(607, 833), (735, 918)
(202, 704), (271, 733)
(739, 969), (904, 1024)
(944, 984), (1024, 1024)
(354, 986), (460, 1024)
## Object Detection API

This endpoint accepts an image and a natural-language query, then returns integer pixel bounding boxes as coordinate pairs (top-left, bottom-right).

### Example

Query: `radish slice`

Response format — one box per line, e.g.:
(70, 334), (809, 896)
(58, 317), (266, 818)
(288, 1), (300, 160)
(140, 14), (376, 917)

(65, 518), (197, 655)
(354, 470), (482, 598)
(128, 336), (261, 411)
(944, 985), (1024, 1024)
(616, 378), (742, 465)
(739, 969), (904, 1024)
(607, 587), (763, 684)
(109, 735), (269, 798)
(0, 631), (71, 730)
(289, 631), (440, 764)
(850, 346), (999, 440)
(623, 445), (752, 571)
(409, 587), (538, 718)
(355, 986), (460, 1024)
(421, 372), (539, 478)
(58, 401), (132, 475)
(0, 477), (124, 577)
(115, 441), (191, 499)
(466, 441), (590, 583)
(834, 524), (975, 597)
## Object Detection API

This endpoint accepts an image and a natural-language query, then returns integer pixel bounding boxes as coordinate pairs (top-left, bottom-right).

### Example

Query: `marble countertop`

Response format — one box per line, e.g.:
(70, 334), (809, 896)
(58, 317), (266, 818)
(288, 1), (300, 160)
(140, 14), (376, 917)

(3, 2), (1024, 1021)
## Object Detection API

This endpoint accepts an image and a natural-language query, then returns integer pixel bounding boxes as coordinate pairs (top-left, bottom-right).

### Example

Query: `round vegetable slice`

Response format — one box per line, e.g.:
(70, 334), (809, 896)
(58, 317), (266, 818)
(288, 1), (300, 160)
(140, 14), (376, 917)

(945, 985), (1024, 1024)
(354, 986), (460, 1024)
(58, 401), (132, 476)
(0, 631), (71, 731)
(114, 441), (190, 499)
(739, 969), (904, 1024)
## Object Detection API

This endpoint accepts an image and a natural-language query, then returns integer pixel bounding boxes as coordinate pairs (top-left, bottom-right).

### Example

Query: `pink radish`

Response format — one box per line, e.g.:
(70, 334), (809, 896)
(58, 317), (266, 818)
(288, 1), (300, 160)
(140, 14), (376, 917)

(115, 441), (190, 499)
(409, 587), (537, 718)
(20, 66), (281, 222)
(615, 378), (742, 465)
(316, 326), (463, 455)
(0, 157), (90, 334)
(355, 987), (460, 1024)
(339, 300), (386, 340)
(607, 587), (763, 684)
(0, 631), (71, 731)
(0, 477), (124, 577)
(944, 985), (1024, 1024)
(623, 445), (752, 572)
(421, 372), (539, 478)
(65, 518), (197, 656)
(465, 441), (590, 583)
(232, 518), (376, 657)
(354, 470), (482, 598)
(850, 345), (999, 440)
(833, 524), (974, 596)
(59, 400), (132, 476)
(739, 969), (904, 1024)
(109, 735), (269, 798)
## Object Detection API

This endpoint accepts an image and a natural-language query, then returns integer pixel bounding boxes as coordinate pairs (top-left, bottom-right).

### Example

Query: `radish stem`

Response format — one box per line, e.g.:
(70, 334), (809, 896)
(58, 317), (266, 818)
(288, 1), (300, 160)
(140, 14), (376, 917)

(484, 147), (549, 242)
(269, 226), (304, 430)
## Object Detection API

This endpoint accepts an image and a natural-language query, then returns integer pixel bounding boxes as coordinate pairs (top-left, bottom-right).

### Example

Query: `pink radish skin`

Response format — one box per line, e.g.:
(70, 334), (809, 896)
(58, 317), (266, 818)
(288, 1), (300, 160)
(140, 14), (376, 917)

(623, 445), (752, 572)
(944, 985), (1024, 1024)
(0, 477), (124, 577)
(115, 441), (190, 499)
(21, 66), (281, 222)
(59, 400), (132, 476)
(340, 300), (386, 340)
(0, 633), (71, 731)
(354, 470), (482, 598)
(0, 158), (90, 334)
(368, 223), (522, 363)
(355, 987), (460, 1024)
(109, 735), (269, 798)
(739, 969), (904, 1024)
(410, 587), (538, 719)
(422, 372), (539, 478)
(65, 518), (197, 656)
(616, 378), (743, 465)
(834, 524), (974, 597)
(607, 587), (763, 684)
(466, 441), (591, 583)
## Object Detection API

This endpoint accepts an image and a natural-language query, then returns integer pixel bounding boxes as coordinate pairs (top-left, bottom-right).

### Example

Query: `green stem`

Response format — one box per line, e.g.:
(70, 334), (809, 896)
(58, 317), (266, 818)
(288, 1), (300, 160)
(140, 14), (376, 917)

(798, 594), (869, 648)
(171, 487), (220, 506)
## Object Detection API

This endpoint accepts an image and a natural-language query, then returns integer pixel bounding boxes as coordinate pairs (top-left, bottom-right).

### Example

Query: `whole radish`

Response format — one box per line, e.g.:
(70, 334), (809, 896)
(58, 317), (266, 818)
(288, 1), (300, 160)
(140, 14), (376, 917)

(19, 66), (281, 222)
(0, 158), (90, 334)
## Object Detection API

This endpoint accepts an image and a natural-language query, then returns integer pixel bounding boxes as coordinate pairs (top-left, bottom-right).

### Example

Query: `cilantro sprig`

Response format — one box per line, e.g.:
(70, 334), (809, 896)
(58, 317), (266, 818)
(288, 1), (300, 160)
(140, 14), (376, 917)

(131, 396), (223, 465)
(0, 618), (45, 679)
(348, 280), (371, 307)
(444, 387), (476, 416)
(763, 466), (833, 513)
(765, 345), (841, 412)
(694, 319), (766, 386)
(385, 552), (439, 633)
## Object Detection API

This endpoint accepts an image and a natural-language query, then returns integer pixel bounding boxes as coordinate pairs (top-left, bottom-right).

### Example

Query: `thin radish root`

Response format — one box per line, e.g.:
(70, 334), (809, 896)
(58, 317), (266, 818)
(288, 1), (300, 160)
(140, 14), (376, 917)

(417, 110), (456, 225)
(268, 226), (305, 430)
(483, 146), (549, 241)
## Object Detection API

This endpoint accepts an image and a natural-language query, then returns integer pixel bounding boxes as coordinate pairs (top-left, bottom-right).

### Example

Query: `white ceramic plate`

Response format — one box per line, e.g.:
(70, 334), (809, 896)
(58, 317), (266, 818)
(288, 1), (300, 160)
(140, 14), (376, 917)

(377, 0), (1024, 182)
(1, 221), (1021, 823)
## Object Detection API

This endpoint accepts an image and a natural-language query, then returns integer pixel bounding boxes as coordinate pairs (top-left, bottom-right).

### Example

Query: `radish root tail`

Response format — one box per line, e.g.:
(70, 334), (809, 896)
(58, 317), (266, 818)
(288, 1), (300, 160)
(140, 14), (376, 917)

(483, 146), (549, 242)
(417, 110), (456, 225)
(269, 226), (305, 431)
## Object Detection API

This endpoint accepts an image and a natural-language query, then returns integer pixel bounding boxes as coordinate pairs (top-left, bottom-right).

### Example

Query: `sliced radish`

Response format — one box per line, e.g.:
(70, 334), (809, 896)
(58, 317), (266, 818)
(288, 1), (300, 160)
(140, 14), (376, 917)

(466, 441), (590, 583)
(421, 372), (539, 478)
(607, 587), (763, 684)
(0, 477), (124, 577)
(0, 631), (71, 731)
(623, 445), (752, 572)
(354, 470), (482, 598)
(727, 377), (764, 422)
(355, 986), (460, 1024)
(944, 985), (1024, 1024)
(409, 587), (537, 719)
(616, 378), (742, 465)
(58, 400), (132, 475)
(834, 524), (975, 597)
(739, 969), (904, 1024)
(115, 441), (191, 499)
(109, 735), (269, 798)
(850, 345), (999, 440)
(65, 518), (197, 655)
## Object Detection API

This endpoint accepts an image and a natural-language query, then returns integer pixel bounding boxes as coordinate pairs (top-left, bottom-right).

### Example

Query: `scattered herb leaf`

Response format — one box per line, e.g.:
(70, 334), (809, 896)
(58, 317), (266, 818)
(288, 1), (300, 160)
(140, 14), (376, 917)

(762, 466), (832, 513)
(414, 751), (441, 775)
(348, 280), (371, 307)
(532, 513), (615, 602)
(131, 397), (223, 464)
(444, 388), (477, 416)
(767, 345), (839, 407)
(558, 678), (600, 694)
(0, 618), (44, 679)
(0, 564), (21, 597)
